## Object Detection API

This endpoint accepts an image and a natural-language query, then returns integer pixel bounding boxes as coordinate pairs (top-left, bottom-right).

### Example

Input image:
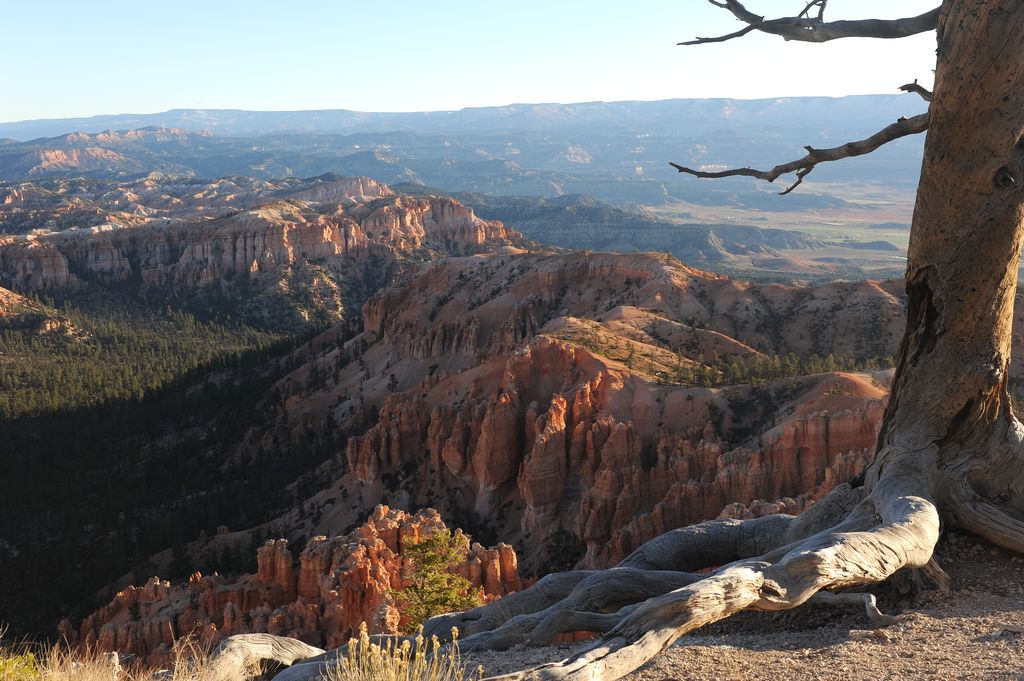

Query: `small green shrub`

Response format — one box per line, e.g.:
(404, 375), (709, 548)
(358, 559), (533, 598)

(0, 650), (39, 681)
(392, 530), (483, 632)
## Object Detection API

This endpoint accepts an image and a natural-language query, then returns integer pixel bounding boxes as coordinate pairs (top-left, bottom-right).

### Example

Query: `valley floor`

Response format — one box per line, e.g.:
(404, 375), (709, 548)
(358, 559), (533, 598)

(462, 532), (1024, 680)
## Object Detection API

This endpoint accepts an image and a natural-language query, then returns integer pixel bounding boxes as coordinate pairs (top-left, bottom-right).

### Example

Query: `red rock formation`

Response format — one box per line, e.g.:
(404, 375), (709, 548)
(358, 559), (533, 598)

(68, 507), (521, 666)
(15, 147), (140, 177)
(267, 251), (914, 578)
(340, 332), (885, 572)
(255, 539), (297, 602)
(0, 180), (518, 295)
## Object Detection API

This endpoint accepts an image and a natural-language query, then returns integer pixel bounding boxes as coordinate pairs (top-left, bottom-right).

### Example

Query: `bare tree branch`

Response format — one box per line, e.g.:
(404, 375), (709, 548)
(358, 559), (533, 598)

(680, 1), (939, 46)
(797, 0), (827, 21)
(669, 112), (928, 194)
(900, 79), (933, 102)
(684, 22), (760, 45)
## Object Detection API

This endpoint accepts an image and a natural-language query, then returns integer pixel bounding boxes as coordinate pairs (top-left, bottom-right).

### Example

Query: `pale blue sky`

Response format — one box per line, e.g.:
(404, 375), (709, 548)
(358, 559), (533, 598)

(2, 1), (940, 122)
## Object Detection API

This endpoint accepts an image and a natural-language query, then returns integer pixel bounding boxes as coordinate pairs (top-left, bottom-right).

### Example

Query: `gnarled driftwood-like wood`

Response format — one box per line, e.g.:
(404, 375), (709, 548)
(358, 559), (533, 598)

(209, 633), (324, 679)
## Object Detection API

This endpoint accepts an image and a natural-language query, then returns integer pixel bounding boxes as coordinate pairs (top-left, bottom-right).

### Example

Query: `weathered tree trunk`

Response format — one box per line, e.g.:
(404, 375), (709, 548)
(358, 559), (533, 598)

(261, 4), (1024, 680)
(885, 0), (1024, 547)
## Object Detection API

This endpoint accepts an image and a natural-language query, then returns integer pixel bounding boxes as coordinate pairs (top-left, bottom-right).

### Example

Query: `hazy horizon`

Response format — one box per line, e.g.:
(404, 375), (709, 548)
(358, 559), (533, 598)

(5, 1), (939, 122)
(0, 92), (920, 126)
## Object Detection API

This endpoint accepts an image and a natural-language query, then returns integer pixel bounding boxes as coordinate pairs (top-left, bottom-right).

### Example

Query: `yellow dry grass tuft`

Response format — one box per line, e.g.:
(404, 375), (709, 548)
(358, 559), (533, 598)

(0, 631), (242, 681)
(324, 624), (481, 681)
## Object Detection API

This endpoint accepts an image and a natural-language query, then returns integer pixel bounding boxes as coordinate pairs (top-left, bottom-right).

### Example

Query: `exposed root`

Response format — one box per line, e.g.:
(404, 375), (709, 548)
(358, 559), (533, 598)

(920, 558), (951, 594)
(619, 513), (795, 570)
(527, 605), (639, 643)
(429, 513), (804, 643)
(423, 571), (597, 638)
(209, 633), (324, 680)
(483, 564), (770, 681)
(946, 471), (1024, 553)
(458, 569), (702, 653)
(481, 484), (940, 681)
(809, 591), (904, 626)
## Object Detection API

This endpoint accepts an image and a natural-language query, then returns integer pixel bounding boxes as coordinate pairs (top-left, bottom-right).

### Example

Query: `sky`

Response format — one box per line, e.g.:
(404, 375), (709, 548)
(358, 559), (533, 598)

(1, 0), (940, 122)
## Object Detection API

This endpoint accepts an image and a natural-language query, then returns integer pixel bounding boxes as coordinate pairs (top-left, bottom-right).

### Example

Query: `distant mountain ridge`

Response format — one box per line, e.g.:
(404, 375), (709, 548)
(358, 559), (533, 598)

(0, 96), (927, 212)
(0, 96), (927, 140)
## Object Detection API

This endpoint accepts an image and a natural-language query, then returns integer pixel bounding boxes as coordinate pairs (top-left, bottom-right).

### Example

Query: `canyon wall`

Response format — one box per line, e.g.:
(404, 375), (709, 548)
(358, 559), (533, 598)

(275, 252), (901, 576)
(341, 336), (884, 572)
(0, 192), (515, 293)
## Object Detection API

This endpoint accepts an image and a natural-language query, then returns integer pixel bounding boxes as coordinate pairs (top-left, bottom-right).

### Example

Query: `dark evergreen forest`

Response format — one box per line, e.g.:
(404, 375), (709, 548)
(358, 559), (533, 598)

(0, 293), (348, 636)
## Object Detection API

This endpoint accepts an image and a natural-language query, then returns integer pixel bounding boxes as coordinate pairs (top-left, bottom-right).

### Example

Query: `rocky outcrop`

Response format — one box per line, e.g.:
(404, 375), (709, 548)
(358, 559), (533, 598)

(352, 195), (514, 255)
(14, 147), (142, 177)
(357, 252), (907, 367)
(342, 334), (885, 572)
(256, 539), (297, 601)
(0, 284), (71, 333)
(0, 177), (522, 330)
(576, 400), (882, 568)
(0, 193), (516, 293)
(66, 507), (521, 667)
(280, 176), (392, 204)
(266, 252), (909, 576)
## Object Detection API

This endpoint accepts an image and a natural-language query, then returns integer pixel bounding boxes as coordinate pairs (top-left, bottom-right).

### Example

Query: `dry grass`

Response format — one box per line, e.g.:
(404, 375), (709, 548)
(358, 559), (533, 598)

(323, 624), (481, 681)
(0, 633), (231, 681)
(1, 624), (478, 681)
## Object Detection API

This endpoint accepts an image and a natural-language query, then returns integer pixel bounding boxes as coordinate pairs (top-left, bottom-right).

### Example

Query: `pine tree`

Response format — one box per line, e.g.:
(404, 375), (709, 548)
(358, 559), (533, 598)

(392, 529), (483, 631)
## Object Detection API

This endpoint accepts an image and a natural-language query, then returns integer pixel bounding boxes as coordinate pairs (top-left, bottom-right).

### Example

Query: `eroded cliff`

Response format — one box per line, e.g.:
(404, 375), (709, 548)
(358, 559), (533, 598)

(262, 251), (900, 574)
(0, 176), (522, 328)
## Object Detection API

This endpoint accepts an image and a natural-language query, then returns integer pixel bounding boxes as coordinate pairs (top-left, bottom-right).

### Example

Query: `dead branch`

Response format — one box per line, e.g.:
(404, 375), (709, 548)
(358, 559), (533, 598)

(797, 1), (827, 21)
(669, 112), (928, 194)
(681, 1), (939, 46)
(900, 79), (933, 101)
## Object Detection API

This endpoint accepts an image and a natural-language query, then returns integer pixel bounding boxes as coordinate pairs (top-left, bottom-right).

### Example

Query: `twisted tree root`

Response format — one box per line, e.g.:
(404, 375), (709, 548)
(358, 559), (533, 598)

(457, 569), (703, 653)
(480, 472), (940, 681)
(426, 510), (809, 644)
(809, 591), (904, 626)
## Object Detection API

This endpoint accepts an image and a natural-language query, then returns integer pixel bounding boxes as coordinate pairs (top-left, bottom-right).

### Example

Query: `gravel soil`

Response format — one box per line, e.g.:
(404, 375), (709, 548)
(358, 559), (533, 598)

(462, 532), (1024, 680)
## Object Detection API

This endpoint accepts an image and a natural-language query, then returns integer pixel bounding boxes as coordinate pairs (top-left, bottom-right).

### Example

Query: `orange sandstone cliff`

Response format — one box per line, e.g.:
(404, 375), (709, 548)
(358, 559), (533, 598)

(270, 252), (898, 575)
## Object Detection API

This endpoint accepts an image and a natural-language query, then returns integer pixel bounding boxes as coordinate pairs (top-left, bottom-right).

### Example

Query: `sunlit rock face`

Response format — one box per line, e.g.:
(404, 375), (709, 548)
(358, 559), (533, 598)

(67, 506), (522, 666)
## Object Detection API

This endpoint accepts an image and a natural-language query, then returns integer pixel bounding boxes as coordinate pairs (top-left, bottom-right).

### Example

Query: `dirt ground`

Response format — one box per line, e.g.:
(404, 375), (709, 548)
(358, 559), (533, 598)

(462, 532), (1024, 680)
